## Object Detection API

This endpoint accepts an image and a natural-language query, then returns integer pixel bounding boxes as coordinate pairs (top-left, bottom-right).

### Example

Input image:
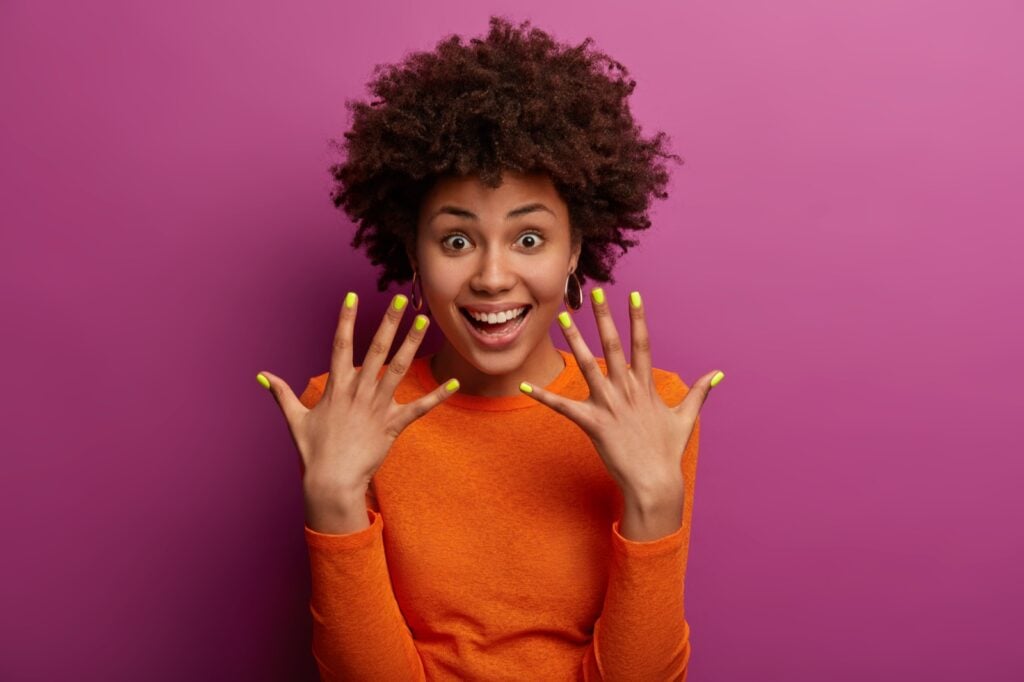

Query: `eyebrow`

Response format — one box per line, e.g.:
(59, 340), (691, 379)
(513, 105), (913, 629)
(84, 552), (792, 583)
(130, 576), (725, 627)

(428, 202), (555, 223)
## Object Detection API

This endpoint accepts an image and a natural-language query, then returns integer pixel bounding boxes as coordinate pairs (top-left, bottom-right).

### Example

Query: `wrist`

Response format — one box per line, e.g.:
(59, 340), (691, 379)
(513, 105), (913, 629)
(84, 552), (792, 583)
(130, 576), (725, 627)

(303, 488), (370, 535)
(620, 481), (684, 542)
(620, 471), (684, 510)
(303, 470), (368, 502)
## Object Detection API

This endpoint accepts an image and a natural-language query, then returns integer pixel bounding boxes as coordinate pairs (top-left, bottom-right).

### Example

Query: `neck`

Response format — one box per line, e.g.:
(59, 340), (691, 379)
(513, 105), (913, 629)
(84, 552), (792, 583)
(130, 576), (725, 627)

(430, 336), (566, 397)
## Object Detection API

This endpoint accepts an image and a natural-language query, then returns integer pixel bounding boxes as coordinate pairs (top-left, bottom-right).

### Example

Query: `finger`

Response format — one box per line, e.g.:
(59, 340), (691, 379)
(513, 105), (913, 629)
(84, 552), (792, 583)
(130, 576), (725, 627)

(327, 292), (358, 396)
(358, 294), (409, 394)
(518, 380), (588, 425)
(395, 375), (461, 430)
(673, 369), (724, 423)
(258, 370), (313, 479)
(256, 370), (307, 432)
(377, 313), (430, 400)
(589, 287), (628, 382)
(555, 310), (609, 402)
(627, 290), (652, 386)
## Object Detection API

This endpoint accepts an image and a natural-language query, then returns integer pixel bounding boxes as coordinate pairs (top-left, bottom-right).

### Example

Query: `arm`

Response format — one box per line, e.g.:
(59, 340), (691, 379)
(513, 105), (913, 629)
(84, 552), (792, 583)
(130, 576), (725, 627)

(299, 378), (427, 682)
(516, 289), (718, 680)
(262, 295), (460, 680)
(579, 413), (700, 682)
(305, 510), (427, 682)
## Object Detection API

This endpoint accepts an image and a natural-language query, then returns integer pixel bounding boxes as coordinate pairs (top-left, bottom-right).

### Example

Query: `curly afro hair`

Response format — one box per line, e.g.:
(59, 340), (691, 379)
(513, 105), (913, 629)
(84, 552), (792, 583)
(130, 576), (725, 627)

(329, 15), (683, 291)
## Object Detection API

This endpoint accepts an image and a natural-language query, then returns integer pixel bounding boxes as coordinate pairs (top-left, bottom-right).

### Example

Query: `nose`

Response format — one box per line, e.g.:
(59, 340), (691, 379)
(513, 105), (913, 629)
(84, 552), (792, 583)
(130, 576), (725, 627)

(469, 245), (518, 295)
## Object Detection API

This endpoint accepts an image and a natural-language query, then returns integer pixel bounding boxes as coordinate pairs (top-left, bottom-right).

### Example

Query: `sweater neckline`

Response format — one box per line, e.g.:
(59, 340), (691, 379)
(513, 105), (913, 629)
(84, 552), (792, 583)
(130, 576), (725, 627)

(412, 348), (578, 411)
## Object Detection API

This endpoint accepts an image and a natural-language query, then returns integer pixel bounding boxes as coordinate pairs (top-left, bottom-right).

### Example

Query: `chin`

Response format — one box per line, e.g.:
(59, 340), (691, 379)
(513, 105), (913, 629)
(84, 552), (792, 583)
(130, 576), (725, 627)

(460, 342), (533, 376)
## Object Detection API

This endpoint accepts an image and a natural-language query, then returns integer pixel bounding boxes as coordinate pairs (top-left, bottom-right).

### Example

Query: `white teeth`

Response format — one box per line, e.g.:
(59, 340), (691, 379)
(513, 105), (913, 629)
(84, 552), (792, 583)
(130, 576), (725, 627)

(468, 306), (526, 324)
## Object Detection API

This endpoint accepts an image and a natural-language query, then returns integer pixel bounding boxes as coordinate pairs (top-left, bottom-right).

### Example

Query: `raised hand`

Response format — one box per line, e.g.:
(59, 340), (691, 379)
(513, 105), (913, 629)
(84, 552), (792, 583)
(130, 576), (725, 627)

(256, 292), (460, 525)
(519, 289), (723, 504)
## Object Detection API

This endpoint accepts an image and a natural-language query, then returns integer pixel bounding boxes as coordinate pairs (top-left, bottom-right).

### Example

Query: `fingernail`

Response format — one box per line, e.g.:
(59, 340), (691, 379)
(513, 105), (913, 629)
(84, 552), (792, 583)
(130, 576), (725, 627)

(256, 373), (270, 390)
(591, 288), (605, 305)
(444, 378), (460, 392)
(557, 311), (572, 329)
(630, 291), (642, 309)
(345, 292), (357, 309)
(393, 294), (408, 311)
(414, 315), (428, 331)
(519, 381), (533, 394)
(710, 371), (725, 388)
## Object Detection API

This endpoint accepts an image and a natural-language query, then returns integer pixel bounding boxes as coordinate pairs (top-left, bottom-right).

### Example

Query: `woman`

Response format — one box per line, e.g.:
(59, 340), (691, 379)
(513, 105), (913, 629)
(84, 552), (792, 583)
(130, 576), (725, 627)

(257, 17), (724, 681)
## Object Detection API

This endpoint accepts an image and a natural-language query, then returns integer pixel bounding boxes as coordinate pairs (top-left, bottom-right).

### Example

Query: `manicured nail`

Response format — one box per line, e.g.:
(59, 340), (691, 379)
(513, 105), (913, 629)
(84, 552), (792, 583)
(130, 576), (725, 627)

(345, 292), (357, 309)
(557, 311), (572, 329)
(591, 288), (605, 305)
(256, 373), (270, 390)
(393, 294), (408, 311)
(519, 381), (533, 394)
(414, 315), (428, 331)
(444, 378), (460, 392)
(710, 371), (725, 388)
(630, 291), (642, 309)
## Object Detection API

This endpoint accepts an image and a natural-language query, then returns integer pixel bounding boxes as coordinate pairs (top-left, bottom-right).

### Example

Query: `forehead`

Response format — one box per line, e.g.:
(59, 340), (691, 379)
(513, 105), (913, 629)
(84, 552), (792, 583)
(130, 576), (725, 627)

(418, 170), (567, 222)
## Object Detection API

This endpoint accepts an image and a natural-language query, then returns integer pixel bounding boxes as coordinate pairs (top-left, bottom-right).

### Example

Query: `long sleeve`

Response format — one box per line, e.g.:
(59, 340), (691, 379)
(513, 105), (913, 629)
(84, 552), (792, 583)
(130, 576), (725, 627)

(579, 379), (701, 681)
(305, 513), (427, 681)
(298, 376), (426, 682)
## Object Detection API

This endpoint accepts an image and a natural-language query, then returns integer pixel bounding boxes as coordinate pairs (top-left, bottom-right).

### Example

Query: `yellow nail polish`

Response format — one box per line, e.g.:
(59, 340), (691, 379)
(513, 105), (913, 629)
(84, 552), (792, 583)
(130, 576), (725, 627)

(630, 291), (642, 309)
(393, 294), (408, 311)
(345, 292), (357, 309)
(414, 315), (428, 331)
(557, 312), (572, 329)
(591, 288), (605, 305)
(256, 373), (270, 390)
(519, 382), (533, 394)
(444, 378), (460, 392)
(710, 371), (725, 388)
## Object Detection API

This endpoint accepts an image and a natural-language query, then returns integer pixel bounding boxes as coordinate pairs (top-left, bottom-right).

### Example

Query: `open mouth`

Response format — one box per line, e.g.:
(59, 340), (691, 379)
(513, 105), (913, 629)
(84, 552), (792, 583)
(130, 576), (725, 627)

(459, 305), (532, 338)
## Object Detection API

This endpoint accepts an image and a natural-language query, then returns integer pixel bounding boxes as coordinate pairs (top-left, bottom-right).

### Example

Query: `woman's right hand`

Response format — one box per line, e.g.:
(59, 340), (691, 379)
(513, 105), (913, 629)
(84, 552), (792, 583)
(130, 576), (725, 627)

(257, 292), (459, 510)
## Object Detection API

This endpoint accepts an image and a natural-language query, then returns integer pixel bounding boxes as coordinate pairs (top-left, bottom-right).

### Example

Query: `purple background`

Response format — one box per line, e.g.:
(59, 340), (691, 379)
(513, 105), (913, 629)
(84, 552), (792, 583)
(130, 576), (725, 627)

(2, 1), (1022, 680)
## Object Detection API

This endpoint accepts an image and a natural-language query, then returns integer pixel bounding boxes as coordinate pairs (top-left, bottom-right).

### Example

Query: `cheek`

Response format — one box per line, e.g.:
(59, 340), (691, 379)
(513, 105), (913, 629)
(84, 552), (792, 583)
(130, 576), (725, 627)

(419, 270), (457, 303)
(533, 264), (570, 300)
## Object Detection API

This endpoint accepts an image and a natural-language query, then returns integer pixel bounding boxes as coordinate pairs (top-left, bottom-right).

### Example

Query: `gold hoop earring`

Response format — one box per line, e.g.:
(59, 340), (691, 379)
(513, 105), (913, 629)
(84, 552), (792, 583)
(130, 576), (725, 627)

(410, 269), (425, 312)
(564, 271), (583, 311)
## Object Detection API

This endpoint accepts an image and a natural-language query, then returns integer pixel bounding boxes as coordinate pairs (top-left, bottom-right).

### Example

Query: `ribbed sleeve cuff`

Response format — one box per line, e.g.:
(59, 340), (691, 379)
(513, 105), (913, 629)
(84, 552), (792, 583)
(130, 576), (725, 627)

(610, 518), (686, 557)
(304, 508), (381, 550)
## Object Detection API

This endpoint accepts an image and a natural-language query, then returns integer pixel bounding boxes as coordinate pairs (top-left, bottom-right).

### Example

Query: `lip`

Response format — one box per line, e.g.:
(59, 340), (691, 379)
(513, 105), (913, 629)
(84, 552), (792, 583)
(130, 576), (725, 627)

(459, 305), (531, 350)
(459, 303), (531, 314)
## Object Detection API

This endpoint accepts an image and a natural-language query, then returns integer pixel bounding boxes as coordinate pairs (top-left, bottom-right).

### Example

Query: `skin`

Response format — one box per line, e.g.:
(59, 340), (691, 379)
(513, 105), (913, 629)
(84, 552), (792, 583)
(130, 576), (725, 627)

(259, 168), (723, 540)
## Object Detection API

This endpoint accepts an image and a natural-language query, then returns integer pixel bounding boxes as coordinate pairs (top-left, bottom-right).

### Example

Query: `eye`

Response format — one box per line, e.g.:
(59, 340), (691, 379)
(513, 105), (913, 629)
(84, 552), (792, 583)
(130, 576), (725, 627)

(516, 231), (545, 249)
(441, 233), (472, 251)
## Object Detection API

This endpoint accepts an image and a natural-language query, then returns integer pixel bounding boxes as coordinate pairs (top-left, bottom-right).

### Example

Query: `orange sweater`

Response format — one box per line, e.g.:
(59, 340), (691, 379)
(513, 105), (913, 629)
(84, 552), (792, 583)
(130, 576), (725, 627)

(299, 349), (700, 681)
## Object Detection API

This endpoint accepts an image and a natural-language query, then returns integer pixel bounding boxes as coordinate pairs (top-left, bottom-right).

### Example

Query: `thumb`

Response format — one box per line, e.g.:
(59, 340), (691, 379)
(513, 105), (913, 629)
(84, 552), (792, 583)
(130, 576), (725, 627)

(673, 369), (724, 423)
(518, 381), (586, 425)
(256, 370), (307, 427)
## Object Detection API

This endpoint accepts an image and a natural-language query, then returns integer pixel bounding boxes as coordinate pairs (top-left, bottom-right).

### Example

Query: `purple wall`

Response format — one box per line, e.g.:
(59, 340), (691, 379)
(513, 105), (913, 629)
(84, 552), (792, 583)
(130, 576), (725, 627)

(3, 1), (1021, 680)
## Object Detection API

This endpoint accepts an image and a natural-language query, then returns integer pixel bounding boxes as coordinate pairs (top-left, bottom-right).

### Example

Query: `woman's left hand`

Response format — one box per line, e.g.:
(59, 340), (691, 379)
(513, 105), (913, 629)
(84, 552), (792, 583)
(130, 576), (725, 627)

(520, 289), (723, 502)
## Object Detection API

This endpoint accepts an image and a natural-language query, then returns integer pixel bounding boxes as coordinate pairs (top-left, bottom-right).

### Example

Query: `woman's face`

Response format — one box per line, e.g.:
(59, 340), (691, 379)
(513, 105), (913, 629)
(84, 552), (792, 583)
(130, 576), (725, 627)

(413, 170), (581, 379)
